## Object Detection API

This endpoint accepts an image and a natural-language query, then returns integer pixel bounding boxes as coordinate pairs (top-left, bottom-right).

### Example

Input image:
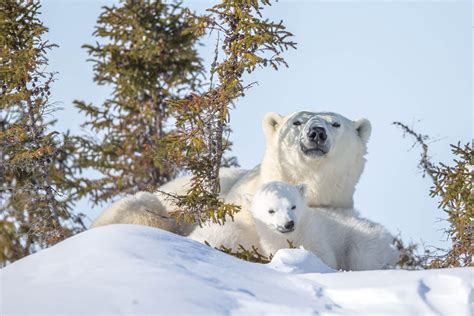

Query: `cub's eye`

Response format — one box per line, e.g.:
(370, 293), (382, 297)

(332, 122), (341, 128)
(293, 121), (302, 126)
(268, 209), (275, 214)
(291, 205), (296, 210)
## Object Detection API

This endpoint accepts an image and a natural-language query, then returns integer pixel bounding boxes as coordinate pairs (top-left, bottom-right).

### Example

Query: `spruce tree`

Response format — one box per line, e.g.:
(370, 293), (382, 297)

(162, 0), (297, 225)
(0, 0), (85, 264)
(428, 143), (472, 268)
(73, 0), (204, 205)
(394, 122), (473, 268)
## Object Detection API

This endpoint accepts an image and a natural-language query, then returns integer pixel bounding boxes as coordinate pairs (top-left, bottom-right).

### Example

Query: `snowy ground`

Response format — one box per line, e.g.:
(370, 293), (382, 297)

(1, 225), (472, 315)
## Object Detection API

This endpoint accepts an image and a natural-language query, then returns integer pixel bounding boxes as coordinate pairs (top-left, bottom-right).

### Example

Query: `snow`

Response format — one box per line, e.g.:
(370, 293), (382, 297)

(1, 225), (472, 315)
(268, 247), (335, 274)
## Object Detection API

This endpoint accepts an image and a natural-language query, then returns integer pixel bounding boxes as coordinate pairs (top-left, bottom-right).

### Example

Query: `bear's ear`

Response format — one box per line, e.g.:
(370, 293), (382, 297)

(242, 193), (253, 208)
(355, 118), (371, 143)
(262, 112), (283, 140)
(296, 183), (307, 198)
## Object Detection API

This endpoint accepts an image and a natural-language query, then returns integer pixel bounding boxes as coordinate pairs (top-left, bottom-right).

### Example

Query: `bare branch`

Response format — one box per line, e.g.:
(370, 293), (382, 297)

(392, 121), (437, 182)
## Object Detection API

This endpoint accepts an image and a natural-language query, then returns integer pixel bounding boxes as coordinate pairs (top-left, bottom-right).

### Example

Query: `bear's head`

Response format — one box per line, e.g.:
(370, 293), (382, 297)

(244, 181), (306, 234)
(261, 111), (371, 208)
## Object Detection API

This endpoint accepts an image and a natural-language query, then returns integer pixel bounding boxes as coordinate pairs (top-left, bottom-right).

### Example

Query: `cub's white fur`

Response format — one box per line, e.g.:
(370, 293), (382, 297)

(244, 181), (338, 269)
(245, 181), (399, 271)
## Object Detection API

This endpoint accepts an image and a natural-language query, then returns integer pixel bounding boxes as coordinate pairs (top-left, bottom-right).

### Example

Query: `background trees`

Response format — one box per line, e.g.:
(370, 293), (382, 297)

(0, 0), (85, 265)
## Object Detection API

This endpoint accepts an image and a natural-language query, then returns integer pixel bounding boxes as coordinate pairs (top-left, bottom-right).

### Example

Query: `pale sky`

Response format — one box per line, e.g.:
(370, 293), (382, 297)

(41, 0), (472, 250)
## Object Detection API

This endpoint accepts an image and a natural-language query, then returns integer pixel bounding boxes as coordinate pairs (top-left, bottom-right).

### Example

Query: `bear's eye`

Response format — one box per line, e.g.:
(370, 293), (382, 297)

(291, 205), (296, 210)
(268, 209), (275, 214)
(332, 122), (341, 128)
(293, 120), (302, 126)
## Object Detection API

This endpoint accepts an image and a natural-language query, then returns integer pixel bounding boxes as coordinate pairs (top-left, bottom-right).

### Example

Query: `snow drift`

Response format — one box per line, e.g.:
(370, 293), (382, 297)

(1, 225), (472, 315)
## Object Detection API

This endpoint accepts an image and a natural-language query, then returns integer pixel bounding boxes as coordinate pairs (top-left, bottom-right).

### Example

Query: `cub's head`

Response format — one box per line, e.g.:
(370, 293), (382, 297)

(244, 181), (306, 233)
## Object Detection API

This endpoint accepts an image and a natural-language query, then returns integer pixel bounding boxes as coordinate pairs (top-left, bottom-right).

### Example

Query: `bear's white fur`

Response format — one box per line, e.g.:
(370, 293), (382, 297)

(188, 111), (372, 246)
(92, 111), (371, 241)
(90, 191), (186, 233)
(226, 111), (371, 211)
(246, 181), (399, 271)
(91, 168), (247, 233)
(187, 214), (261, 251)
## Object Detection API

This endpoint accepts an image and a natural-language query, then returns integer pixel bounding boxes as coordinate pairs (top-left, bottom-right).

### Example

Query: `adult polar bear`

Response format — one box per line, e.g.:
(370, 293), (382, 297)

(92, 111), (372, 237)
(225, 110), (371, 209)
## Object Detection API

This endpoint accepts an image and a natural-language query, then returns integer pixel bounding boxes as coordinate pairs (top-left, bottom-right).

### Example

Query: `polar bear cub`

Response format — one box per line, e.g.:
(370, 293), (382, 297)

(244, 181), (337, 269)
(245, 181), (399, 271)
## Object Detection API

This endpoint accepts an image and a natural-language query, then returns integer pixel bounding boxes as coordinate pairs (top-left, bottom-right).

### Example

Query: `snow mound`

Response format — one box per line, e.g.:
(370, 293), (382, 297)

(1, 225), (472, 315)
(268, 247), (335, 274)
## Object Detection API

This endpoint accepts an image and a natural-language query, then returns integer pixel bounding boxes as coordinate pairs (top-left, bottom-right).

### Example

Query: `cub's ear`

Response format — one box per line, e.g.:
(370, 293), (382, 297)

(296, 183), (307, 198)
(262, 112), (283, 140)
(354, 118), (371, 143)
(242, 193), (253, 208)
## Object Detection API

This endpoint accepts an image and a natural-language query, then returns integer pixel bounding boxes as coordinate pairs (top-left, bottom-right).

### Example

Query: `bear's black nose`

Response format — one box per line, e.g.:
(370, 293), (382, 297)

(284, 221), (295, 230)
(307, 126), (327, 142)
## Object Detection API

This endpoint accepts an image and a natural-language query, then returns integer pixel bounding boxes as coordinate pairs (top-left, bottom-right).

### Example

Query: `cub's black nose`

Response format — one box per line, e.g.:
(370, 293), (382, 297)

(285, 221), (295, 230)
(307, 126), (327, 142)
